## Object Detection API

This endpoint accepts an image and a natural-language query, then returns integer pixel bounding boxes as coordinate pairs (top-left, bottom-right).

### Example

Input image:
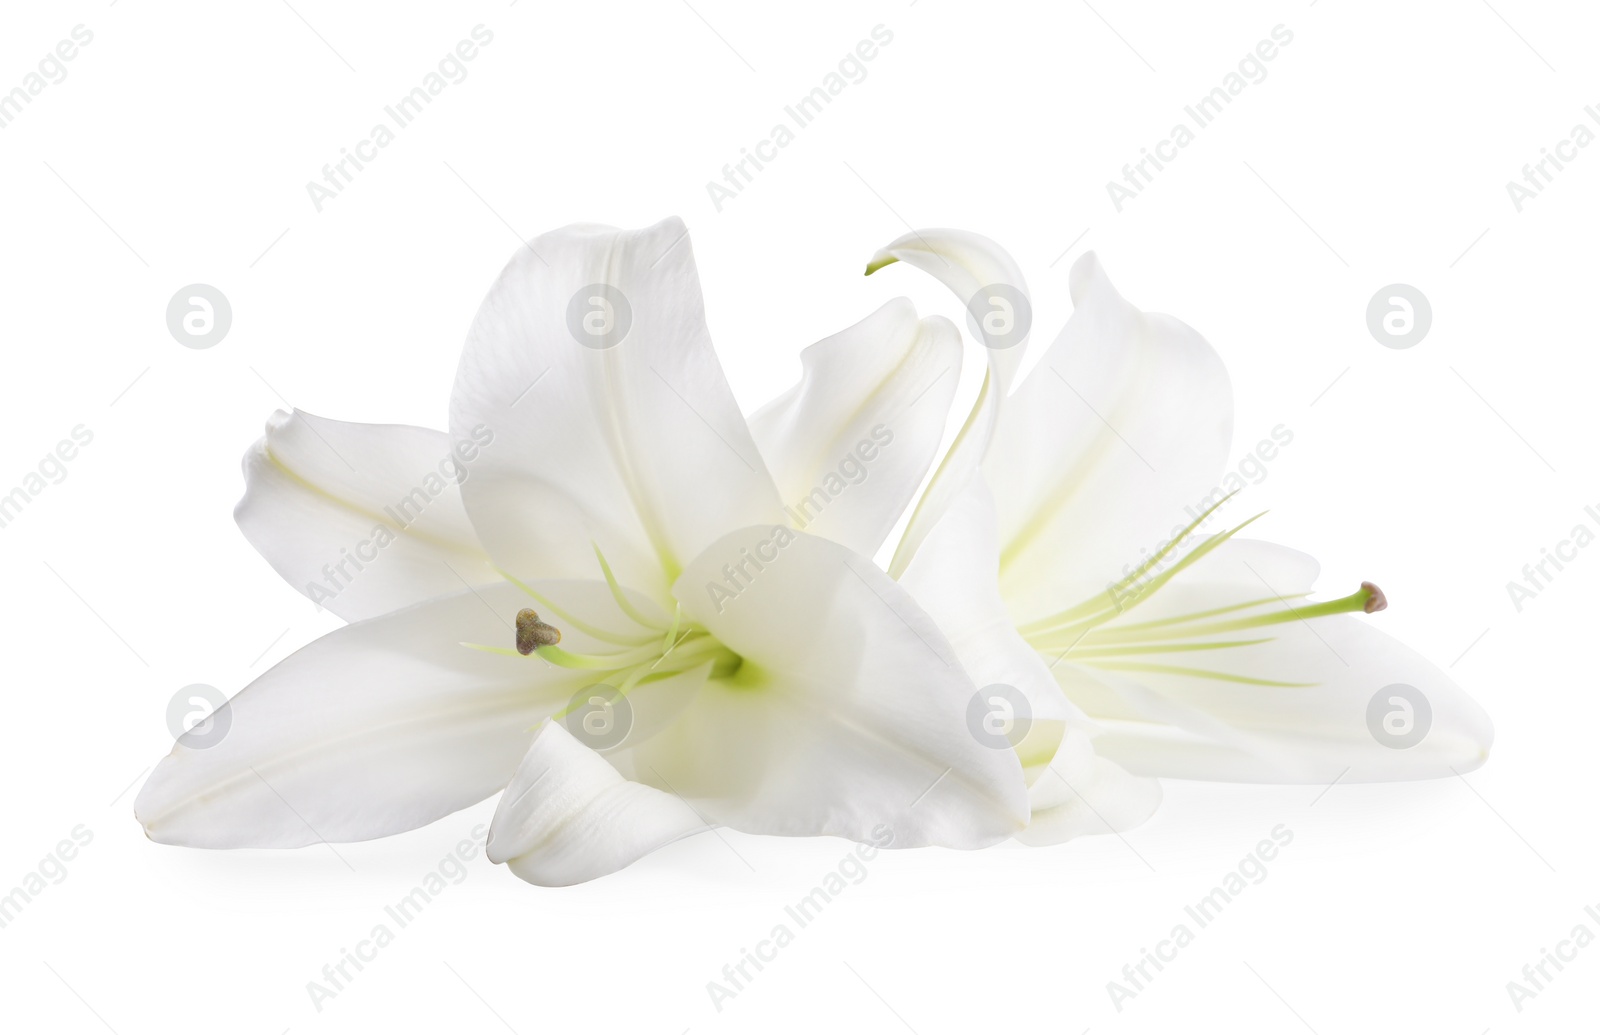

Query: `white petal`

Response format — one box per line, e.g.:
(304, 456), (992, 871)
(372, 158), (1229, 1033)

(1060, 540), (1493, 782)
(632, 526), (1029, 847)
(449, 218), (784, 603)
(865, 228), (1032, 363)
(900, 476), (1160, 843)
(604, 661), (715, 756)
(1016, 727), (1162, 847)
(988, 253), (1234, 624)
(135, 581), (635, 847)
(235, 410), (498, 622)
(750, 299), (962, 558)
(901, 476), (1073, 726)
(865, 229), (1031, 578)
(487, 721), (707, 887)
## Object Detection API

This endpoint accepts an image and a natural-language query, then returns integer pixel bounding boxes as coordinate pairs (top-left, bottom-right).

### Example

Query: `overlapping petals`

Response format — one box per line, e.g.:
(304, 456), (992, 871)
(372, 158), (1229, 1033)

(140, 218), (1036, 886)
(138, 215), (1492, 890)
(234, 409), (499, 622)
(448, 218), (785, 605)
(855, 232), (1491, 788)
(749, 299), (961, 559)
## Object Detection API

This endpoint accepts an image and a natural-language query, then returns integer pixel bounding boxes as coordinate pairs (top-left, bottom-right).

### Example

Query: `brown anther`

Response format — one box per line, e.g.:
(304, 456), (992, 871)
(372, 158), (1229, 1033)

(1361, 581), (1387, 613)
(515, 608), (562, 655)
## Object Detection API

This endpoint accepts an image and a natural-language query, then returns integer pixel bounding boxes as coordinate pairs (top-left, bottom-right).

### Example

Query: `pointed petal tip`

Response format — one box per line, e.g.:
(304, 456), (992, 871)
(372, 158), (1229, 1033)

(134, 812), (166, 845)
(131, 777), (170, 845)
(865, 255), (898, 276)
(1067, 251), (1107, 304)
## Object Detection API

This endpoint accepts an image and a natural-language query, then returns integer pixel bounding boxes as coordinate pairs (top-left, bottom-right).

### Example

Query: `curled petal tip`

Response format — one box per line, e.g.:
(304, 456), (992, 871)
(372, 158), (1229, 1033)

(864, 255), (898, 276)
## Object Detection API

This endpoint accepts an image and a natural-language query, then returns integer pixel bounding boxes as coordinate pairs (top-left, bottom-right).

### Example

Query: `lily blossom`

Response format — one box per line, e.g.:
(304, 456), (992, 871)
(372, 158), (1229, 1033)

(752, 231), (1162, 846)
(135, 218), (1030, 886)
(853, 231), (1492, 787)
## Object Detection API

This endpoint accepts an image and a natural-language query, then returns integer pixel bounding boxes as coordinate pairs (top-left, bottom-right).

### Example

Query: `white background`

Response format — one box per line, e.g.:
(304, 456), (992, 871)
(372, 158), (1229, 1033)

(0, 1), (1594, 1031)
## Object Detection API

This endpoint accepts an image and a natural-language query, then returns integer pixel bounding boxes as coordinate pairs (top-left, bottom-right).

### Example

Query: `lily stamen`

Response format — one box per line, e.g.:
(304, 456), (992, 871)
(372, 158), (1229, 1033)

(498, 568), (657, 646)
(533, 641), (664, 670)
(1025, 580), (1390, 688)
(592, 543), (665, 631)
(1063, 581), (1388, 650)
(515, 609), (562, 656)
(1017, 493), (1241, 636)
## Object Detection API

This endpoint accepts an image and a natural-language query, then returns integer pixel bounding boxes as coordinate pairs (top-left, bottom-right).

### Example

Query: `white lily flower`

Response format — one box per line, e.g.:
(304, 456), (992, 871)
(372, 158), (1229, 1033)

(753, 231), (1162, 847)
(851, 231), (1493, 788)
(135, 218), (1030, 886)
